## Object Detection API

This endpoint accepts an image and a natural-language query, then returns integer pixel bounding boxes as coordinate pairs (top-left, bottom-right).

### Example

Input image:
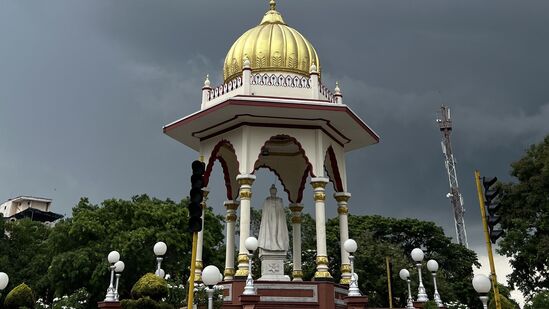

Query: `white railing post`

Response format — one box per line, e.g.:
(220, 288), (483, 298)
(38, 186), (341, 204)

(310, 63), (320, 100)
(334, 81), (343, 104)
(242, 57), (252, 95)
(201, 74), (212, 109)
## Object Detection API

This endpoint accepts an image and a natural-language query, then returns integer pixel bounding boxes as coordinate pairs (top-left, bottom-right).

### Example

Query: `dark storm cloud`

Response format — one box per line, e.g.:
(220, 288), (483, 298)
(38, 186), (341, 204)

(1, 0), (548, 267)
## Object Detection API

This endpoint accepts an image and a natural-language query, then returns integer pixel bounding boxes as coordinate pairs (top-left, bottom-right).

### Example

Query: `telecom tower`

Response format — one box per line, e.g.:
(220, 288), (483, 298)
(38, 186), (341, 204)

(436, 105), (468, 247)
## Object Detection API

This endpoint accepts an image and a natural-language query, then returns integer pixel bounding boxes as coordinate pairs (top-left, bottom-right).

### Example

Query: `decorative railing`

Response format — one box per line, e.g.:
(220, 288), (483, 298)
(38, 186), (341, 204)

(319, 83), (336, 103)
(251, 73), (311, 89)
(208, 76), (243, 101)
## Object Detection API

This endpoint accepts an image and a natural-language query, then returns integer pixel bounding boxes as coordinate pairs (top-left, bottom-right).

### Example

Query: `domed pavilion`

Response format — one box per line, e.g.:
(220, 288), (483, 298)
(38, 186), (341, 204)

(164, 1), (379, 307)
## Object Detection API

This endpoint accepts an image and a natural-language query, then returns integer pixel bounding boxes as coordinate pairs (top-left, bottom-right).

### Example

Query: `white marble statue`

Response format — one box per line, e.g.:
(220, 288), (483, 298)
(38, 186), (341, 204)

(257, 184), (290, 281)
(258, 184), (289, 252)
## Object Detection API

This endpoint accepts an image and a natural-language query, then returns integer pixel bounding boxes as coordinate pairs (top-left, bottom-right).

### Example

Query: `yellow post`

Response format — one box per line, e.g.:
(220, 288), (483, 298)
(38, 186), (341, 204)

(187, 232), (198, 309)
(475, 170), (502, 309)
(386, 256), (393, 308)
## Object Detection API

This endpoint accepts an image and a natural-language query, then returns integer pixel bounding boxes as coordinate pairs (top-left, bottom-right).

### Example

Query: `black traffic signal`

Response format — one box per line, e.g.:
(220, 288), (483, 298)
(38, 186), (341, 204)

(483, 176), (504, 243)
(188, 160), (206, 233)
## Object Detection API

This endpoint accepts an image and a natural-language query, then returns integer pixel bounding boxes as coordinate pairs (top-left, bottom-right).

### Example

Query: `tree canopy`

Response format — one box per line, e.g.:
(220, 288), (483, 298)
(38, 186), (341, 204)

(498, 135), (549, 299)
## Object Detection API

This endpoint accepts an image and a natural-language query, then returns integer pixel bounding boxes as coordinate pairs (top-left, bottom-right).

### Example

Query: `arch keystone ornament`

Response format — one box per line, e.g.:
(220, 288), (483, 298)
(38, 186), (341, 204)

(163, 0), (378, 307)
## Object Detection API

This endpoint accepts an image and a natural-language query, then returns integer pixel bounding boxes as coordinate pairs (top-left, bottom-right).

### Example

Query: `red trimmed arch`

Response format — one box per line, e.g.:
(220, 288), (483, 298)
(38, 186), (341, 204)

(325, 146), (344, 192)
(203, 140), (239, 201)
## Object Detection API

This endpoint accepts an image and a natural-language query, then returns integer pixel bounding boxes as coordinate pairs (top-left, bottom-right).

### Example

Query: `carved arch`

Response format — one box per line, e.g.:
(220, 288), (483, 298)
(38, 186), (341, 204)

(203, 140), (240, 201)
(324, 146), (344, 193)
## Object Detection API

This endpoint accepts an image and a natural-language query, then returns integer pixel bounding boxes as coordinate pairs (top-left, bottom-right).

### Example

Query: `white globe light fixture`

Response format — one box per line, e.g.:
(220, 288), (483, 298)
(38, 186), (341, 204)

(107, 251), (120, 264)
(399, 269), (414, 309)
(113, 261), (125, 301)
(410, 248), (428, 302)
(243, 237), (258, 295)
(202, 265), (222, 309)
(104, 251), (120, 302)
(427, 260), (443, 307)
(0, 272), (9, 291)
(154, 241), (167, 278)
(472, 274), (492, 309)
(343, 239), (360, 297)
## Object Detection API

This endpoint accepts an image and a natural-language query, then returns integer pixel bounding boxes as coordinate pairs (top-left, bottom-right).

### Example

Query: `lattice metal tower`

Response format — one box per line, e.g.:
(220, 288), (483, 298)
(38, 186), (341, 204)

(436, 106), (468, 247)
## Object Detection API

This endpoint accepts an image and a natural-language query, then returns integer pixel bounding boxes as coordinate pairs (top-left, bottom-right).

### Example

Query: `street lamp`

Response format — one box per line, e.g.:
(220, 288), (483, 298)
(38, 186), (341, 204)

(343, 239), (360, 296)
(472, 274), (491, 309)
(104, 250), (120, 302)
(114, 261), (125, 301)
(411, 248), (428, 302)
(399, 269), (414, 309)
(0, 272), (9, 299)
(243, 236), (258, 295)
(202, 265), (222, 309)
(154, 241), (167, 277)
(427, 259), (443, 307)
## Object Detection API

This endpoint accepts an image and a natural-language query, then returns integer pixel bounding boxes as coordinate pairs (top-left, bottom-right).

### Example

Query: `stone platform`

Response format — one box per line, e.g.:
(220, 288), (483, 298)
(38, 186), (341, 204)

(221, 280), (365, 309)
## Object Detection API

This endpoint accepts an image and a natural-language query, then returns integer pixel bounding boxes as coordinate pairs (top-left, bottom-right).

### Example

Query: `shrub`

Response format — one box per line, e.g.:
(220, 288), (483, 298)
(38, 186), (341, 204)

(4, 283), (35, 309)
(121, 298), (174, 309)
(423, 300), (439, 309)
(131, 273), (169, 301)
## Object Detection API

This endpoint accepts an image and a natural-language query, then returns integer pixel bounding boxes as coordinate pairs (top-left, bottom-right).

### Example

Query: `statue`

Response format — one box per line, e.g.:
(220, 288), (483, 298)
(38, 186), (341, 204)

(258, 184), (289, 251)
(257, 184), (290, 281)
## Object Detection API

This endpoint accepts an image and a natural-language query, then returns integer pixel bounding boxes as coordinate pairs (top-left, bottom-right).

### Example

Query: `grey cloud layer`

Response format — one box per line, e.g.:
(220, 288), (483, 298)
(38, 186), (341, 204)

(1, 0), (548, 254)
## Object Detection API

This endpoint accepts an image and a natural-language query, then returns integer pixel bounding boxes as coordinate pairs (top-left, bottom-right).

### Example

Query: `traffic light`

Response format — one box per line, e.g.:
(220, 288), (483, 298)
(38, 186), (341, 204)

(188, 160), (206, 233)
(482, 176), (504, 243)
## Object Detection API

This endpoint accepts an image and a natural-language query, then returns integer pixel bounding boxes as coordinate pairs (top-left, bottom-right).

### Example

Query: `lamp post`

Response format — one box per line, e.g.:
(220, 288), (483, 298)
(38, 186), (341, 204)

(473, 274), (492, 309)
(343, 239), (360, 296)
(243, 236), (258, 295)
(399, 269), (414, 309)
(0, 272), (9, 299)
(202, 265), (222, 309)
(411, 248), (428, 302)
(114, 261), (125, 301)
(154, 241), (167, 277)
(104, 251), (120, 302)
(426, 259), (443, 307)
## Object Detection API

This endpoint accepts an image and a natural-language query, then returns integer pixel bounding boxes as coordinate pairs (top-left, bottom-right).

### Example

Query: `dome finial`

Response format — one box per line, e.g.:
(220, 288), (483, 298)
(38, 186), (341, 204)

(204, 74), (211, 87)
(269, 0), (276, 11)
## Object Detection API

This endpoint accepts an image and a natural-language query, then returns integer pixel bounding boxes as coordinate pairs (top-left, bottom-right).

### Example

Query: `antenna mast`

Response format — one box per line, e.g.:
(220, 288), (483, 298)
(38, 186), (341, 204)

(436, 105), (468, 247)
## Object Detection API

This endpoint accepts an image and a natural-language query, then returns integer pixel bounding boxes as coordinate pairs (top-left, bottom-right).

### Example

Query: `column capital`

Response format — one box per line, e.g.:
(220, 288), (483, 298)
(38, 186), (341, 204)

(236, 174), (256, 185)
(334, 192), (351, 202)
(310, 177), (329, 188)
(289, 203), (304, 213)
(224, 200), (239, 210)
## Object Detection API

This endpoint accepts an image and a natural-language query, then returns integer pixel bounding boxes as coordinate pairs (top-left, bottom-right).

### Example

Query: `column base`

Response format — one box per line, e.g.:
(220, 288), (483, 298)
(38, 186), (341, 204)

(97, 301), (121, 309)
(292, 270), (304, 281)
(313, 271), (333, 281)
(344, 295), (369, 309)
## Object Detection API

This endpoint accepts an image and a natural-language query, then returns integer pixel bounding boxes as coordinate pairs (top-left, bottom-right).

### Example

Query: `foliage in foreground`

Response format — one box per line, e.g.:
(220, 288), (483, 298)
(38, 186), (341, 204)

(499, 135), (549, 299)
(131, 273), (168, 301)
(4, 283), (35, 309)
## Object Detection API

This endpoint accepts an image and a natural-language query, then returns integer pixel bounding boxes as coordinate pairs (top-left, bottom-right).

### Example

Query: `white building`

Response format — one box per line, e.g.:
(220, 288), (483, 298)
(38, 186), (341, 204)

(1, 196), (63, 224)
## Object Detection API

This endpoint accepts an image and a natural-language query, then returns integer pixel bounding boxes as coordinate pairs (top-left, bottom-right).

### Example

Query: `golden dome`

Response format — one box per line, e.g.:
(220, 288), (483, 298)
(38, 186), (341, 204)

(223, 0), (320, 82)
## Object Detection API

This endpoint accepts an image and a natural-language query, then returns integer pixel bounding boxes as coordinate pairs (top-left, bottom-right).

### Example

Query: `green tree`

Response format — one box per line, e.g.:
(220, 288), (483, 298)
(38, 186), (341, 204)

(0, 219), (53, 302)
(525, 290), (549, 309)
(498, 135), (549, 299)
(325, 215), (481, 308)
(45, 195), (225, 305)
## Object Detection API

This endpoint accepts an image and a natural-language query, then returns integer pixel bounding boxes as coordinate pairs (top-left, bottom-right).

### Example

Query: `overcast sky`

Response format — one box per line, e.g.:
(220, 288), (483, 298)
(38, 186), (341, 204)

(1, 0), (548, 304)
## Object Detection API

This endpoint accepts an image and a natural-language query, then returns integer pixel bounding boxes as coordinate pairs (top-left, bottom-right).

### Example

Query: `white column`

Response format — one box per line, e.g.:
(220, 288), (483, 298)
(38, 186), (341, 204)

(334, 192), (351, 284)
(224, 200), (239, 280)
(289, 203), (304, 281)
(235, 174), (256, 278)
(311, 177), (332, 280)
(194, 188), (209, 282)
(310, 63), (320, 100)
(242, 57), (252, 95)
(201, 75), (211, 109)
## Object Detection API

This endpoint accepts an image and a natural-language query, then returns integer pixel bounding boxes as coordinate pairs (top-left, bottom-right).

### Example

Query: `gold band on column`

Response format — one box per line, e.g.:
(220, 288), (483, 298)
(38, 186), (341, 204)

(314, 255), (332, 279)
(235, 253), (249, 277)
(194, 260), (204, 281)
(340, 264), (352, 284)
(292, 270), (304, 279)
(224, 268), (235, 277)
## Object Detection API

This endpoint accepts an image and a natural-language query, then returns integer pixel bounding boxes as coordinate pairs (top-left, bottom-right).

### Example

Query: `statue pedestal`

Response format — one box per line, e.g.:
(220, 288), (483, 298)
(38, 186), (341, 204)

(258, 249), (290, 281)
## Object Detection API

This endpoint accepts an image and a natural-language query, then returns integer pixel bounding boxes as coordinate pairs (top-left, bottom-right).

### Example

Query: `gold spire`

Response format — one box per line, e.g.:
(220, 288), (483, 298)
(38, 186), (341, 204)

(223, 1), (320, 82)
